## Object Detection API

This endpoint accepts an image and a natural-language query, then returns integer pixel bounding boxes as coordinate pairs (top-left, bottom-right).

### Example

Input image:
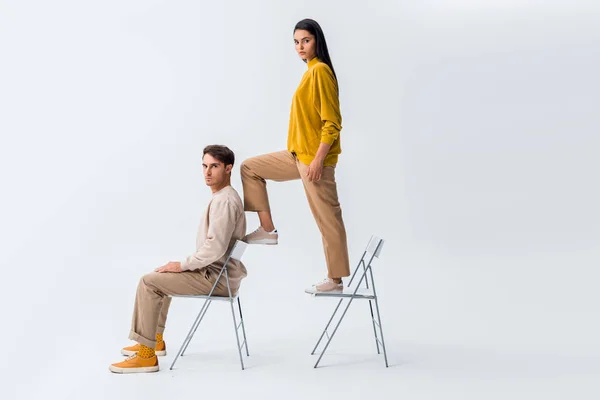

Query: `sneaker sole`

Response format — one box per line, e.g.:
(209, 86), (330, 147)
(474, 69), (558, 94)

(109, 365), (159, 374)
(315, 287), (344, 293)
(121, 349), (167, 357)
(306, 286), (344, 294)
(246, 239), (278, 245)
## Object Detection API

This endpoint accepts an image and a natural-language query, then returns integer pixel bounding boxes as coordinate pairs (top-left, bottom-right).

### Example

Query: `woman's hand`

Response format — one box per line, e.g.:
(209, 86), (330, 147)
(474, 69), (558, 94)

(306, 156), (325, 182)
(306, 142), (331, 182)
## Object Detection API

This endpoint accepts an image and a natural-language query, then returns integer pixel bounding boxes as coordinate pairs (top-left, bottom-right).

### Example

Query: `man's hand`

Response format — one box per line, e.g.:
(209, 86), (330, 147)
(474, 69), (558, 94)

(306, 156), (325, 182)
(155, 261), (183, 273)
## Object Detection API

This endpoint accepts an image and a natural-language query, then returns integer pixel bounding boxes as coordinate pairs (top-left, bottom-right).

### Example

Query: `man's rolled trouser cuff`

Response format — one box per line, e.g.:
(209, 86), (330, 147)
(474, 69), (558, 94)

(129, 330), (156, 349)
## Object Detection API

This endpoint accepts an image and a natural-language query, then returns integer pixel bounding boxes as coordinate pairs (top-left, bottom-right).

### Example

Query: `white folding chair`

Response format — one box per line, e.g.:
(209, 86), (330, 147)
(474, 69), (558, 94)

(169, 240), (250, 370)
(305, 235), (388, 368)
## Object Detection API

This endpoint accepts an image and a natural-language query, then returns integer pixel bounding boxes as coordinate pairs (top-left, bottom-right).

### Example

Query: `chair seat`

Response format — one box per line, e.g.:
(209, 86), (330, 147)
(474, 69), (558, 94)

(304, 287), (375, 299)
(170, 294), (238, 302)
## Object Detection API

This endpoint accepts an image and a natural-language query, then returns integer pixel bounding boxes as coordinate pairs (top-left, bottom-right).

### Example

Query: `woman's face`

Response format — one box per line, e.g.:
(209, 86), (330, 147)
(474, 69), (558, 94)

(294, 29), (316, 62)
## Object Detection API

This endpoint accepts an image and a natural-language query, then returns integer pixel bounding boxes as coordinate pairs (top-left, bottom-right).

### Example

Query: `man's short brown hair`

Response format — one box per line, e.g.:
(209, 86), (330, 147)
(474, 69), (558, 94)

(203, 145), (235, 167)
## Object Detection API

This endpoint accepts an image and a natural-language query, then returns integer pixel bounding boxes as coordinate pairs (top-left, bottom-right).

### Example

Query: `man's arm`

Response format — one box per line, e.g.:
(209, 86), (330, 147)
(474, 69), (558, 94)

(180, 198), (239, 271)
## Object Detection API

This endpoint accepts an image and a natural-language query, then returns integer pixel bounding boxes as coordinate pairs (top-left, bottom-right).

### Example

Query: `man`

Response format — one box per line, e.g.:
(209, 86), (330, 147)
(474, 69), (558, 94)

(109, 145), (247, 374)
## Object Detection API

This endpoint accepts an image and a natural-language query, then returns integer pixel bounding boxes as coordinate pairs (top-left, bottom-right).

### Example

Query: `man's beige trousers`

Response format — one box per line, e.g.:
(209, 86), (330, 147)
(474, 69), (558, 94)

(129, 269), (232, 348)
(241, 150), (350, 279)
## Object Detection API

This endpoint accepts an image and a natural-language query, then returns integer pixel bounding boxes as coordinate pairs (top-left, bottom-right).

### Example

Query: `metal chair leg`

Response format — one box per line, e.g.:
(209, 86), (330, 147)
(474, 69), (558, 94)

(373, 297), (389, 367)
(368, 300), (381, 354)
(314, 297), (356, 368)
(170, 299), (211, 370)
(311, 298), (344, 355)
(181, 299), (212, 356)
(230, 300), (245, 370)
(238, 297), (249, 356)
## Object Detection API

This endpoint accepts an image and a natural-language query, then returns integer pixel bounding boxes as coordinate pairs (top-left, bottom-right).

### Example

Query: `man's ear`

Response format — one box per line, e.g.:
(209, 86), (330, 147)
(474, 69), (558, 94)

(226, 164), (233, 174)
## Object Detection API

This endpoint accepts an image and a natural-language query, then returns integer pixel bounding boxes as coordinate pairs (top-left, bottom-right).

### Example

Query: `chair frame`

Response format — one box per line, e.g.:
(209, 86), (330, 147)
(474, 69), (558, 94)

(169, 240), (250, 370)
(307, 236), (388, 368)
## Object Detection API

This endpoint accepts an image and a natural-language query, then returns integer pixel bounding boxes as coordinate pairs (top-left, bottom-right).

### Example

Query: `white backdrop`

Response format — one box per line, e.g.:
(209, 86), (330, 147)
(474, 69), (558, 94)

(1, 1), (599, 399)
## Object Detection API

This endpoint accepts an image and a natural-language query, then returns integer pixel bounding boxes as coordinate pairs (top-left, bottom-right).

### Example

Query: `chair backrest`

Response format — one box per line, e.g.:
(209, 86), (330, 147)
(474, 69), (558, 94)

(229, 240), (248, 261)
(366, 236), (384, 259)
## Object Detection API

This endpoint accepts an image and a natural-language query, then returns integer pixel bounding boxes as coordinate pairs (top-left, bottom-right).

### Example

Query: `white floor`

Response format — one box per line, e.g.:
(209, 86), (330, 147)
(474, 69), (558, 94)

(4, 244), (599, 400)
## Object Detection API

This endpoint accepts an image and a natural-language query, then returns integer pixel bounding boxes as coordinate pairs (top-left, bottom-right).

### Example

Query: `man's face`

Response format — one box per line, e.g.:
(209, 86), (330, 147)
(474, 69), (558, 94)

(202, 153), (231, 187)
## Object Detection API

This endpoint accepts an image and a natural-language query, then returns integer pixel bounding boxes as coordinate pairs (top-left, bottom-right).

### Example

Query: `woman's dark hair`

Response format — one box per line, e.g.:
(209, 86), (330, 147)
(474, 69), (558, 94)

(294, 18), (337, 82)
(203, 145), (235, 167)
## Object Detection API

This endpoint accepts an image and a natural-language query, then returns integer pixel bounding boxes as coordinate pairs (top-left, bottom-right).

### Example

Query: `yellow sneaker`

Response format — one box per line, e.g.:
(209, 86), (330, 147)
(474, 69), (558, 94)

(121, 341), (166, 357)
(109, 354), (159, 374)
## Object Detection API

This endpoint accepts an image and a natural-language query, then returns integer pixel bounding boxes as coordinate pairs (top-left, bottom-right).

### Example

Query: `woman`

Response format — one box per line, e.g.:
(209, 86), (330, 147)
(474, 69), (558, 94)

(241, 18), (350, 292)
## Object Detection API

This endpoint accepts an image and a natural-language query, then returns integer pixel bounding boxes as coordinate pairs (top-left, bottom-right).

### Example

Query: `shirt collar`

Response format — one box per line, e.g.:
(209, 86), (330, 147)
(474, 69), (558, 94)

(308, 57), (320, 68)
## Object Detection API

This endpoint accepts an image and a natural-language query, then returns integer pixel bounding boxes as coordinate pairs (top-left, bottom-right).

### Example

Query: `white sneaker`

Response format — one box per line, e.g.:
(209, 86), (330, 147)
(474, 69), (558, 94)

(313, 278), (343, 292)
(243, 226), (278, 245)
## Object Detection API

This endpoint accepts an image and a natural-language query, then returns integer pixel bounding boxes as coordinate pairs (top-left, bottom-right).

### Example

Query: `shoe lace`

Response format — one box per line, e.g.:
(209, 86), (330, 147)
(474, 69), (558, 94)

(315, 278), (333, 285)
(249, 226), (276, 235)
(125, 354), (138, 361)
(244, 226), (263, 237)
